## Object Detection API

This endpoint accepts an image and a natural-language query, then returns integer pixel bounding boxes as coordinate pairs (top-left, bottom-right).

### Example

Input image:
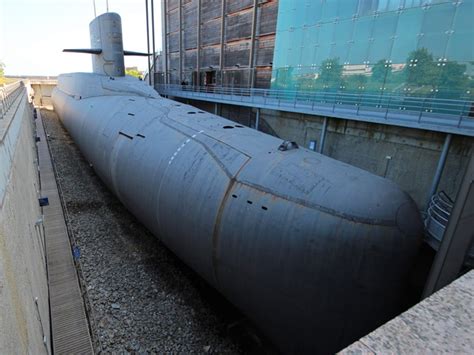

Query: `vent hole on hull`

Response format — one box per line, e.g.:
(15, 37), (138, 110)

(128, 98), (136, 101)
(261, 206), (268, 211)
(223, 125), (234, 129)
(136, 134), (145, 138)
(187, 112), (196, 114)
(198, 111), (205, 113)
(247, 200), (253, 205)
(128, 113), (135, 116)
(235, 125), (244, 128)
(232, 194), (238, 198)
(118, 131), (133, 140)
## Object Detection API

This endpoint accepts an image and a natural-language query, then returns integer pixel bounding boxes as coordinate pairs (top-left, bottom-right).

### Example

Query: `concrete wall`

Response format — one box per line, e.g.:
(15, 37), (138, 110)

(0, 92), (50, 353)
(258, 109), (473, 209)
(31, 82), (56, 108)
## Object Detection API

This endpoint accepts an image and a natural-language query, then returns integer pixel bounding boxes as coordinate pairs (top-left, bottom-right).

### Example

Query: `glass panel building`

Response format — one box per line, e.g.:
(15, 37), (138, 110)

(271, 0), (474, 101)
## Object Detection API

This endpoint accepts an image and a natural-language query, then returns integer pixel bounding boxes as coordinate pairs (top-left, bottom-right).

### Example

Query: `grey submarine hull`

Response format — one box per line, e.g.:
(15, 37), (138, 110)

(52, 72), (422, 353)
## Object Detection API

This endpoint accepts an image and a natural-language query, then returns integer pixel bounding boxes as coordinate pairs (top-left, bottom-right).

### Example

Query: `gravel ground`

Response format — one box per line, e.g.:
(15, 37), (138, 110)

(41, 109), (274, 354)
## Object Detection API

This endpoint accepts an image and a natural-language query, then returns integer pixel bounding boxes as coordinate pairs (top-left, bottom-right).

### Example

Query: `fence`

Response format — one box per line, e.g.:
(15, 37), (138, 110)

(156, 84), (474, 136)
(0, 81), (24, 119)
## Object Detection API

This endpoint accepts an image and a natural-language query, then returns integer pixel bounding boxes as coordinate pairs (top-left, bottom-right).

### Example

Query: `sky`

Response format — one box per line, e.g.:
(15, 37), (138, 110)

(0, 0), (162, 76)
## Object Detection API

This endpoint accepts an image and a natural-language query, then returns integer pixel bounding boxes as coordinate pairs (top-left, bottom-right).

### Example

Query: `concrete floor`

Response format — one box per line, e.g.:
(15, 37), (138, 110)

(341, 269), (474, 354)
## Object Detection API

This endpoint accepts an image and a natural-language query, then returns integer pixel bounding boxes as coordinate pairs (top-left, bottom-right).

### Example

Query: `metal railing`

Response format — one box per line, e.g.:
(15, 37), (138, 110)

(156, 84), (474, 136)
(0, 81), (24, 119)
(424, 191), (473, 264)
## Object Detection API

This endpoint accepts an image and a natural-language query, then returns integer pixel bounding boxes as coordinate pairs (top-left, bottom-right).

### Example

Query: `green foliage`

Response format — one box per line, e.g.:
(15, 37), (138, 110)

(402, 48), (470, 97)
(273, 67), (295, 90)
(346, 74), (368, 91)
(271, 48), (471, 99)
(318, 58), (343, 85)
(437, 62), (468, 90)
(404, 48), (438, 87)
(125, 68), (142, 79)
(371, 59), (392, 82)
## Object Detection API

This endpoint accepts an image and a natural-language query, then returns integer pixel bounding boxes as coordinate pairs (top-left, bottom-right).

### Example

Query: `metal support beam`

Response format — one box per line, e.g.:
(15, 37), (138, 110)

(178, 0), (183, 83)
(427, 133), (452, 207)
(248, 0), (258, 88)
(219, 0), (226, 83)
(145, 0), (151, 85)
(255, 108), (260, 131)
(319, 117), (328, 154)
(423, 152), (474, 298)
(151, 0), (156, 86)
(214, 103), (219, 115)
(196, 0), (201, 86)
(162, 0), (168, 85)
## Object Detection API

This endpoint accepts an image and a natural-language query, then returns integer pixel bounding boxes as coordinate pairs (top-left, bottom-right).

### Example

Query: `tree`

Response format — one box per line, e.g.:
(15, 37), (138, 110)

(346, 74), (368, 91)
(404, 48), (438, 87)
(0, 62), (4, 78)
(318, 58), (343, 87)
(371, 59), (392, 83)
(438, 62), (468, 91)
(125, 67), (142, 79)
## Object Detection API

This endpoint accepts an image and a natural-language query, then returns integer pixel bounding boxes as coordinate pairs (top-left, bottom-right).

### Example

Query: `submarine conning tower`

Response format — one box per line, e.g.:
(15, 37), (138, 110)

(90, 12), (125, 77)
(63, 13), (149, 77)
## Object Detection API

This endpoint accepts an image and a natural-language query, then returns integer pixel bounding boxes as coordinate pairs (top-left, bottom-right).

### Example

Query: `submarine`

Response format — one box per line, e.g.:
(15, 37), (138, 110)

(52, 12), (423, 354)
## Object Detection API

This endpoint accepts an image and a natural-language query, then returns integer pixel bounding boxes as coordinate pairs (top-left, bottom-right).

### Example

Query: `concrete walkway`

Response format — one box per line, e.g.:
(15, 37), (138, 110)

(340, 270), (473, 354)
(36, 110), (94, 354)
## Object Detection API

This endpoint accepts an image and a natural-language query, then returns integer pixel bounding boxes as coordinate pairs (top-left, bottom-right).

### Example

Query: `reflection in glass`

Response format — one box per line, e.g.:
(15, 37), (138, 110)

(271, 0), (474, 103)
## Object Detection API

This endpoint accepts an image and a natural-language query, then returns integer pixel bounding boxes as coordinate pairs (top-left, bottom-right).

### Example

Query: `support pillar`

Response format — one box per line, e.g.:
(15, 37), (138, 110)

(178, 0), (183, 84)
(427, 133), (452, 206)
(162, 0), (168, 85)
(248, 0), (258, 88)
(196, 0), (201, 86)
(423, 152), (474, 297)
(145, 0), (151, 85)
(151, 0), (156, 86)
(255, 108), (260, 130)
(219, 0), (226, 85)
(318, 117), (328, 154)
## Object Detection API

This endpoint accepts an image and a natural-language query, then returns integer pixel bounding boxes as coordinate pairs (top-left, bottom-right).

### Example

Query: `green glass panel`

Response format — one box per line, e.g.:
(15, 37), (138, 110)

(314, 22), (335, 65)
(390, 7), (423, 63)
(287, 27), (303, 67)
(320, 0), (339, 22)
(301, 26), (319, 66)
(417, 3), (455, 59)
(357, 0), (378, 16)
(446, 0), (474, 62)
(347, 15), (373, 64)
(336, 0), (359, 19)
(304, 1), (322, 27)
(270, 0), (474, 102)
(368, 11), (398, 63)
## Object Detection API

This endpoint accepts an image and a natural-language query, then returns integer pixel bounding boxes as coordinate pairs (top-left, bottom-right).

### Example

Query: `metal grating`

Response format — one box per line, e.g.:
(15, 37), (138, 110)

(36, 111), (93, 354)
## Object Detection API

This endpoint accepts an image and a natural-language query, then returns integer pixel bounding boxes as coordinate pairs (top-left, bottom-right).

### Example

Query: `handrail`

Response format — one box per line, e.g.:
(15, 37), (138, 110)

(156, 84), (474, 135)
(425, 190), (474, 263)
(158, 84), (472, 104)
(0, 81), (24, 119)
